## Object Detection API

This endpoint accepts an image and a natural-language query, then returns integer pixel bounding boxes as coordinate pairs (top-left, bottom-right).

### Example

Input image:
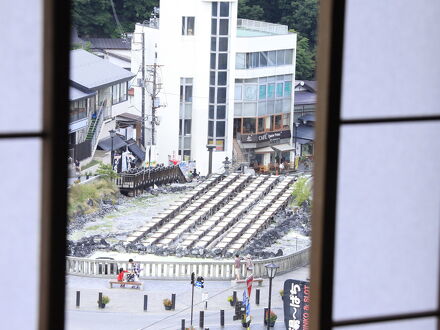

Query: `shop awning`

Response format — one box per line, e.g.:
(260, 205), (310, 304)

(255, 147), (275, 154)
(272, 144), (295, 152)
(97, 135), (127, 151)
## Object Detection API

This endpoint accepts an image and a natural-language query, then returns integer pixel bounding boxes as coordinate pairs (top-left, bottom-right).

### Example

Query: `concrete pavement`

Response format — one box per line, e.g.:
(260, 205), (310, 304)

(65, 265), (309, 330)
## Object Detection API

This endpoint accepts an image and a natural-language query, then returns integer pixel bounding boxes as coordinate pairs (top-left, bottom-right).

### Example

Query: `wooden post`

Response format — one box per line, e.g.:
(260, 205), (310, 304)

(232, 291), (237, 306)
(255, 288), (260, 305)
(220, 309), (225, 327)
(199, 311), (204, 328)
(181, 319), (185, 330)
(171, 293), (176, 310)
(143, 295), (148, 311)
(76, 291), (80, 308)
(98, 292), (103, 309)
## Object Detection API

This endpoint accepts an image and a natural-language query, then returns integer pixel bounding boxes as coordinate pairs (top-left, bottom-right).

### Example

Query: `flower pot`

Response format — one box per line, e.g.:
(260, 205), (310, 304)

(268, 321), (275, 327)
(229, 301), (234, 306)
(164, 305), (172, 310)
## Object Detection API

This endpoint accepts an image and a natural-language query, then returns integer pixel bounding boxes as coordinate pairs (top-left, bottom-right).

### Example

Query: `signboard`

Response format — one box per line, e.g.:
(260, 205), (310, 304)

(241, 129), (291, 143)
(283, 279), (310, 330)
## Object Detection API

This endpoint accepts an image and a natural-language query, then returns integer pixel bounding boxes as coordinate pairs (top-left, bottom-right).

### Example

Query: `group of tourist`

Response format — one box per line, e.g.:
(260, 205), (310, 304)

(234, 254), (253, 280)
(116, 259), (141, 288)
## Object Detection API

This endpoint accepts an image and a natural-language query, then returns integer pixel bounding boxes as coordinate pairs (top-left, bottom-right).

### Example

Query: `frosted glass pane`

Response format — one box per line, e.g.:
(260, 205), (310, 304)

(341, 0), (440, 119)
(0, 0), (43, 132)
(333, 122), (440, 320)
(334, 317), (437, 330)
(0, 139), (41, 328)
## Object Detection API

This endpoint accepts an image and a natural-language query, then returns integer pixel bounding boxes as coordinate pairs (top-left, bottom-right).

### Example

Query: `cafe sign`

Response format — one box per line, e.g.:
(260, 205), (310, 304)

(241, 129), (291, 143)
(283, 279), (310, 330)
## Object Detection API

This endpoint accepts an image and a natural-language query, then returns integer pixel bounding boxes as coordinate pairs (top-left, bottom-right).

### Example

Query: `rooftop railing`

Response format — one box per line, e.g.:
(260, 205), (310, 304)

(237, 18), (289, 35)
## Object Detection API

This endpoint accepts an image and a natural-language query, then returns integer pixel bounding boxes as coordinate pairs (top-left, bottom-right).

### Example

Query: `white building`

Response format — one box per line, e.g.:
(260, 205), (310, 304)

(69, 49), (140, 165)
(131, 0), (296, 175)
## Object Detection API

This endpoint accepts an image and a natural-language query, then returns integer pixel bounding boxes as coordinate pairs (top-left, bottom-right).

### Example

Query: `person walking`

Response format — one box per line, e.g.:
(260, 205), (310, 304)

(234, 254), (242, 281)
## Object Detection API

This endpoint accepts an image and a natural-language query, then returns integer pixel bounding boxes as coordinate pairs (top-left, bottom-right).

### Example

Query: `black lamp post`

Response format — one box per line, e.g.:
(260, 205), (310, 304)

(294, 122), (300, 171)
(265, 262), (279, 329)
(109, 129), (116, 170)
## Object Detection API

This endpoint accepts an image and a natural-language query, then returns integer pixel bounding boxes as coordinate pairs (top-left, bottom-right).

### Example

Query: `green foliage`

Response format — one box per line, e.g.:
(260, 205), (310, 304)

(96, 163), (119, 180)
(72, 0), (158, 37)
(81, 159), (102, 171)
(239, 0), (318, 80)
(265, 310), (278, 322)
(238, 0), (264, 21)
(291, 176), (312, 208)
(71, 41), (92, 52)
(295, 34), (316, 80)
(227, 296), (233, 302)
(101, 295), (110, 304)
(68, 179), (119, 218)
(280, 0), (318, 46)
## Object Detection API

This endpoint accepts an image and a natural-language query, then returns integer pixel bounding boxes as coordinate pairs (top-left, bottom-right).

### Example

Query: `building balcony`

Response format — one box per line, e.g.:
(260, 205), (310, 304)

(68, 116), (88, 133)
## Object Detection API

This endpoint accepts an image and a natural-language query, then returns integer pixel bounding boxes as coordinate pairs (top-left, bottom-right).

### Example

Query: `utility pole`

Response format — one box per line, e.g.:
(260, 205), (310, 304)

(141, 32), (146, 148)
(146, 49), (164, 168)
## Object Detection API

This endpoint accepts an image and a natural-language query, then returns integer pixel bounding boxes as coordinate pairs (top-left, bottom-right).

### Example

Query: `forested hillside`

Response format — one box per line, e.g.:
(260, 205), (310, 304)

(72, 0), (317, 79)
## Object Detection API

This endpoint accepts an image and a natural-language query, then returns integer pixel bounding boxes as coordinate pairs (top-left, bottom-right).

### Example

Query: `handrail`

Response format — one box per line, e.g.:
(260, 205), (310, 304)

(65, 246), (310, 280)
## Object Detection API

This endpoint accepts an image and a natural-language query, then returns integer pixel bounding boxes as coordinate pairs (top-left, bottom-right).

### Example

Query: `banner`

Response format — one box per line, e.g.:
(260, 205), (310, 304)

(283, 279), (310, 330)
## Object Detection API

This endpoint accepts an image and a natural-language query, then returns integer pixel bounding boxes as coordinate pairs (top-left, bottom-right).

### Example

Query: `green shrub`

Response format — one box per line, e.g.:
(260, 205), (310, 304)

(291, 176), (312, 208)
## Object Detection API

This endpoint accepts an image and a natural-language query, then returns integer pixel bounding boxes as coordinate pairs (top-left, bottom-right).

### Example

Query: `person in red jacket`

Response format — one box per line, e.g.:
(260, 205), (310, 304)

(117, 268), (127, 287)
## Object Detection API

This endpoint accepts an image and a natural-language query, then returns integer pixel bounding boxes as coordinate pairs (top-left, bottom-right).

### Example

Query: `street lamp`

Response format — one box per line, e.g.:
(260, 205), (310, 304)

(294, 122), (300, 171)
(223, 156), (231, 176)
(265, 262), (279, 330)
(109, 129), (116, 171)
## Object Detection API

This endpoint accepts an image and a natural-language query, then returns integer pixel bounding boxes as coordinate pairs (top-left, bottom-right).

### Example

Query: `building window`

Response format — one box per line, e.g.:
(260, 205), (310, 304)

(111, 81), (128, 105)
(209, 1), (230, 151)
(179, 77), (193, 160)
(235, 49), (294, 69)
(182, 16), (195, 36)
(243, 118), (256, 134)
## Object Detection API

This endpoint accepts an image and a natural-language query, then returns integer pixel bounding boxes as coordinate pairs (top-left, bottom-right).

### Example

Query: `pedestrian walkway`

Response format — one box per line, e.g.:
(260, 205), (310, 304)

(65, 265), (309, 330)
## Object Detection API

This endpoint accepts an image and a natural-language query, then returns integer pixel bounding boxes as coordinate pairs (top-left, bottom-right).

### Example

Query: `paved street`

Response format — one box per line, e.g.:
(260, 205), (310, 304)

(65, 265), (309, 330)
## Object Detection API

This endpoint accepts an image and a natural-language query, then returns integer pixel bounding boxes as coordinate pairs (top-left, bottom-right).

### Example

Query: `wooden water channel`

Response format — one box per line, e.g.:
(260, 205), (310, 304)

(114, 165), (187, 196)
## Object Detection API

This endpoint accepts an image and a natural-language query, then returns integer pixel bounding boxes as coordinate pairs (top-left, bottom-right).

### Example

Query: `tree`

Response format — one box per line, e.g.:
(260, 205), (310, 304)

(72, 0), (115, 37)
(95, 163), (119, 181)
(72, 0), (158, 38)
(295, 34), (316, 80)
(238, 0), (264, 21)
(280, 0), (318, 46)
(291, 176), (312, 208)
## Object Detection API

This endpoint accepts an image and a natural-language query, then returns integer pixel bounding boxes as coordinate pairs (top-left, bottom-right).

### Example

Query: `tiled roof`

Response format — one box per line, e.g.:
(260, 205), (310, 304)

(83, 37), (131, 50)
(70, 49), (135, 90)
(295, 91), (317, 105)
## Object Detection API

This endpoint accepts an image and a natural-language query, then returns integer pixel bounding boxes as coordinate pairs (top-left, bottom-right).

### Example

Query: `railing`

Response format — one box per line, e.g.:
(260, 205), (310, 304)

(115, 166), (187, 193)
(65, 247), (310, 280)
(237, 18), (289, 35)
(89, 106), (104, 157)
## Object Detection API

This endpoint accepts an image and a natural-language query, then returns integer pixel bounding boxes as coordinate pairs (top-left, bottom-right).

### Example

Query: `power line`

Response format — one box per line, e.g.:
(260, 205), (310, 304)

(137, 282), (243, 329)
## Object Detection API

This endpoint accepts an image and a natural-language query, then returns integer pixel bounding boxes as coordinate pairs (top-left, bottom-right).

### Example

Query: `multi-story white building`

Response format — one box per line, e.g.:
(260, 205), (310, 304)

(132, 0), (296, 175)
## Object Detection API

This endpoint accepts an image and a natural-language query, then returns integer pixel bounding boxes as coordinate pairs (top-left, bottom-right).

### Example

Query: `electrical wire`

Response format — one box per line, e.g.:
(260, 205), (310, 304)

(137, 282), (243, 329)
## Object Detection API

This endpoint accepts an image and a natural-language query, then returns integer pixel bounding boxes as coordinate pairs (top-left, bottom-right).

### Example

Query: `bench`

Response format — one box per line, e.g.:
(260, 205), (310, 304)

(109, 281), (143, 290)
(235, 278), (264, 286)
